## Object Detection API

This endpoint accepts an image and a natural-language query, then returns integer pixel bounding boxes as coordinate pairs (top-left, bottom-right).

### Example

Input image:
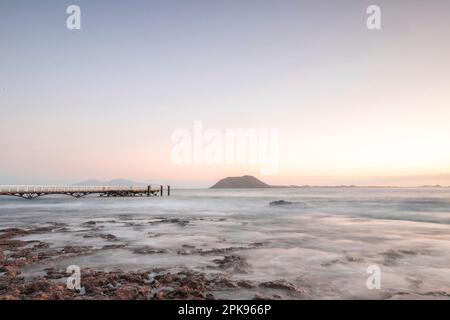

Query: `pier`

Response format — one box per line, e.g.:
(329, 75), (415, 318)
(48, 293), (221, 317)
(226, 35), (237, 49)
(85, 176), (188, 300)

(0, 185), (171, 199)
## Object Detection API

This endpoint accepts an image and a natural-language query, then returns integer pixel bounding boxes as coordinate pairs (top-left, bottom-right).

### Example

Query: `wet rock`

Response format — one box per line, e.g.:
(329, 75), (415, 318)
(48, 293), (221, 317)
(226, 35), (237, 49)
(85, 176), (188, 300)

(253, 293), (284, 300)
(321, 259), (340, 267)
(81, 221), (97, 226)
(0, 266), (240, 300)
(102, 244), (126, 250)
(253, 293), (274, 300)
(133, 247), (168, 255)
(345, 255), (363, 263)
(237, 280), (256, 288)
(0, 226), (61, 279)
(114, 285), (151, 300)
(0, 239), (25, 250)
(44, 268), (67, 280)
(2, 266), (21, 277)
(60, 246), (93, 254)
(102, 234), (118, 241)
(31, 227), (55, 233)
(382, 250), (404, 266)
(169, 218), (189, 227)
(36, 249), (59, 260)
(388, 291), (450, 300)
(177, 244), (253, 256)
(149, 218), (190, 227)
(124, 222), (145, 227)
(148, 233), (163, 238)
(105, 220), (119, 223)
(398, 249), (418, 256)
(0, 228), (30, 237)
(269, 200), (293, 206)
(198, 246), (247, 256)
(211, 276), (239, 289)
(32, 242), (50, 249)
(83, 233), (118, 241)
(205, 293), (215, 300)
(212, 255), (249, 273)
(118, 215), (136, 221)
(23, 281), (76, 300)
(259, 280), (299, 291)
(422, 291), (450, 297)
(321, 255), (363, 267)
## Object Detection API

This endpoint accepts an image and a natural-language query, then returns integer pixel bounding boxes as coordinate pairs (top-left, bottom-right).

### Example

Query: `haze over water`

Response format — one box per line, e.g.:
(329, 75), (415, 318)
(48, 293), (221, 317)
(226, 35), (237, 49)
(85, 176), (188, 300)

(2, 187), (450, 299)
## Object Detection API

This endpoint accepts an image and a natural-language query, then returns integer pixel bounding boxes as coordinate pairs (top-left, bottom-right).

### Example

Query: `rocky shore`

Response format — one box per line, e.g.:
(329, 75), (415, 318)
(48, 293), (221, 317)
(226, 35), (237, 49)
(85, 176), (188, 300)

(3, 194), (450, 300)
(0, 221), (306, 300)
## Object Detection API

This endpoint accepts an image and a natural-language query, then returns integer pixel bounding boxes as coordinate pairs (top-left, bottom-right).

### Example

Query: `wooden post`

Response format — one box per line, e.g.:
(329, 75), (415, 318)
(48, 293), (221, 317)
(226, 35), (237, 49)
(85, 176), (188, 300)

(160, 185), (163, 197)
(167, 185), (170, 196)
(147, 185), (151, 197)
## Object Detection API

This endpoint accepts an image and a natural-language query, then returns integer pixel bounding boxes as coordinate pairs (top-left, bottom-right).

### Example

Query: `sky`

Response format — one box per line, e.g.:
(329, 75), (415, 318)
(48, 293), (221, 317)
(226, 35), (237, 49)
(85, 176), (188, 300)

(1, 0), (450, 187)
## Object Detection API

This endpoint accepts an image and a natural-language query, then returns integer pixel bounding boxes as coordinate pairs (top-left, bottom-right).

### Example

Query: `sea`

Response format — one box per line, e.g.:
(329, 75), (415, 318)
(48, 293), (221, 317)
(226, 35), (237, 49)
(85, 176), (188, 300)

(1, 187), (450, 299)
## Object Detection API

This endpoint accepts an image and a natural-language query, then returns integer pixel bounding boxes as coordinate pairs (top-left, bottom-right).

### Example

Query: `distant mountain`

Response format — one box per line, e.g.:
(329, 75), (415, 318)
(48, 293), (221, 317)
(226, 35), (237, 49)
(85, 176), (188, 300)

(73, 179), (147, 186)
(210, 175), (271, 189)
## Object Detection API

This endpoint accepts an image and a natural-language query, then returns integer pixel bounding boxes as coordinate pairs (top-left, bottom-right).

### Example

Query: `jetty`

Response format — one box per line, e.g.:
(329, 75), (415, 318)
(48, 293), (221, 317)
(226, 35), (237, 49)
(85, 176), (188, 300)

(0, 185), (171, 199)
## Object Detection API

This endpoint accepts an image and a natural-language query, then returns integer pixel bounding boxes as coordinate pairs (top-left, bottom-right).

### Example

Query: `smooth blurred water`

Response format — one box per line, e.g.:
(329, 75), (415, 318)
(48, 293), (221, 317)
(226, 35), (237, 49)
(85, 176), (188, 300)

(1, 187), (450, 299)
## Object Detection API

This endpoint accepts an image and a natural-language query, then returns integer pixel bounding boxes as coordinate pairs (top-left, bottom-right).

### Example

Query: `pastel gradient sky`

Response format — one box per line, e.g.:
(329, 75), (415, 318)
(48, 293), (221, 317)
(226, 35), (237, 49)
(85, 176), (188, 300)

(1, 0), (450, 187)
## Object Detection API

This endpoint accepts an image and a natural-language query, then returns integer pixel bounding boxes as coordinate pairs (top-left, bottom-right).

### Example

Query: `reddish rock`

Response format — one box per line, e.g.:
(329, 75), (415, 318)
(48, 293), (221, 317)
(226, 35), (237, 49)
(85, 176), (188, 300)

(259, 279), (300, 292)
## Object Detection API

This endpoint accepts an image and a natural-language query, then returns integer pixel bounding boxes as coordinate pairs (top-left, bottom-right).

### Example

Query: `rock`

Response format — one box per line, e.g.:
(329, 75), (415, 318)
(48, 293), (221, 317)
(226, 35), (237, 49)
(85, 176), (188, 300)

(32, 242), (50, 249)
(205, 293), (215, 300)
(237, 280), (256, 288)
(44, 268), (67, 279)
(133, 247), (167, 255)
(250, 242), (264, 247)
(382, 250), (404, 266)
(81, 221), (97, 226)
(345, 255), (363, 263)
(60, 246), (93, 255)
(149, 218), (190, 227)
(0, 266), (240, 300)
(3, 266), (21, 277)
(212, 255), (249, 273)
(253, 293), (273, 300)
(259, 279), (299, 291)
(83, 233), (118, 241)
(102, 244), (126, 250)
(115, 285), (150, 300)
(198, 246), (247, 256)
(269, 200), (293, 206)
(321, 259), (340, 267)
